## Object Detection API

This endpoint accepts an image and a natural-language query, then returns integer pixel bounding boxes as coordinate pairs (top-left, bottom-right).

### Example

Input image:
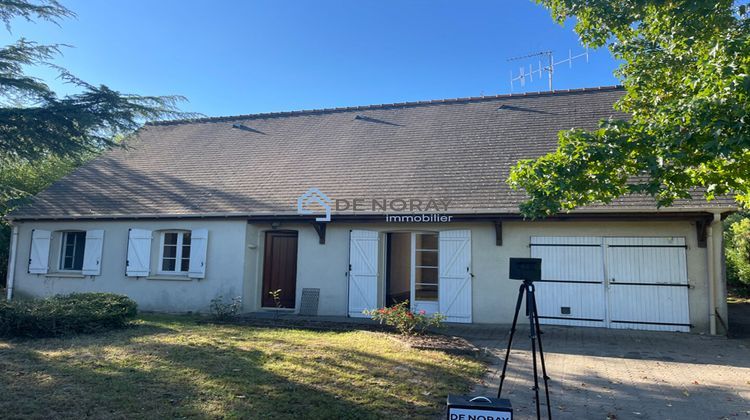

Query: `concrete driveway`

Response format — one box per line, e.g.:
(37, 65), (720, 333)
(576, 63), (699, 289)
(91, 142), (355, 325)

(455, 324), (750, 420)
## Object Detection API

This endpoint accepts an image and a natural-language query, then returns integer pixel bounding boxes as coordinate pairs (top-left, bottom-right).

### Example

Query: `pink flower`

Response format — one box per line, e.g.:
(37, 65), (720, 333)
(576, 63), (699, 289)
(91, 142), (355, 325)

(419, 310), (426, 315)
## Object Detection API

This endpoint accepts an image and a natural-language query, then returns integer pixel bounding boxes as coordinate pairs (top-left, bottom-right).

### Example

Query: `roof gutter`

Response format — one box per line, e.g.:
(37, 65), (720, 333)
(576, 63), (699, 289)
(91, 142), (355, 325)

(5, 205), (737, 222)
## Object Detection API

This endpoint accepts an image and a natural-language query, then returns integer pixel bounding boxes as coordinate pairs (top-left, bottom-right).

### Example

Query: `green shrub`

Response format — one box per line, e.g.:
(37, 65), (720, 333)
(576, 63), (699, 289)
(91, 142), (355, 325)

(364, 300), (446, 335)
(0, 293), (137, 337)
(726, 216), (750, 287)
(209, 295), (242, 321)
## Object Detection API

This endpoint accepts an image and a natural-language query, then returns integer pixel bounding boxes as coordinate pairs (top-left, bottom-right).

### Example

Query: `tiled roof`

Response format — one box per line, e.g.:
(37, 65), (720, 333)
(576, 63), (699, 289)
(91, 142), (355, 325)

(9, 86), (736, 219)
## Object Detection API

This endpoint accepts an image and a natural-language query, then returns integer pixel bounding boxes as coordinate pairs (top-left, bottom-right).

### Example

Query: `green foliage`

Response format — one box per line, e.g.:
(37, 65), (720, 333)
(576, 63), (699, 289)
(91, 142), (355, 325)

(0, 0), (194, 161)
(208, 296), (242, 321)
(0, 1), (193, 281)
(725, 213), (750, 286)
(0, 0), (72, 30)
(0, 154), (88, 284)
(509, 0), (749, 217)
(269, 288), (283, 308)
(364, 300), (446, 335)
(0, 292), (138, 337)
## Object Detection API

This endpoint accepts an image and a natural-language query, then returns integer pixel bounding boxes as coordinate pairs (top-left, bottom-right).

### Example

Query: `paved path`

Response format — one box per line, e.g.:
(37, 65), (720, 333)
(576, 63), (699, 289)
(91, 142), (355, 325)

(452, 324), (750, 420)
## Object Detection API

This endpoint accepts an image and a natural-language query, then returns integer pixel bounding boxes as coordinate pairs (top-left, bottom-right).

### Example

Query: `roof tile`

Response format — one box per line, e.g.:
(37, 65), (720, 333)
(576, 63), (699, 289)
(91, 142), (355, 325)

(10, 86), (735, 219)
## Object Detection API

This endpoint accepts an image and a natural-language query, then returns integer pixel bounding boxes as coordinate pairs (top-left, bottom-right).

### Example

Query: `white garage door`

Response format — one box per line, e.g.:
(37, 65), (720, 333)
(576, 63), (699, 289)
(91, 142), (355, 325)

(531, 236), (690, 332)
(530, 237), (606, 328)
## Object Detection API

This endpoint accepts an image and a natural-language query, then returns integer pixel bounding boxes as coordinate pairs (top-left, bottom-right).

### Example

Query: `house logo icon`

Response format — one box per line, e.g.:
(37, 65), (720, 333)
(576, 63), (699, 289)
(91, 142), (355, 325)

(297, 188), (332, 222)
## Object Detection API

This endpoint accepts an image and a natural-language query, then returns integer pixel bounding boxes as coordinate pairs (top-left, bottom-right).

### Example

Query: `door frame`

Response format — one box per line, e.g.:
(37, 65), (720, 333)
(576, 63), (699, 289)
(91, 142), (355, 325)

(381, 230), (439, 314)
(261, 230), (299, 309)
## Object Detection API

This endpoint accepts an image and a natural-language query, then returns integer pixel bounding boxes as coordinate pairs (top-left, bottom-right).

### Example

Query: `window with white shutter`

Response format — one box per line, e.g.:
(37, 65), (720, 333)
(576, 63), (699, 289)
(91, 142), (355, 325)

(59, 231), (86, 271)
(158, 231), (191, 275)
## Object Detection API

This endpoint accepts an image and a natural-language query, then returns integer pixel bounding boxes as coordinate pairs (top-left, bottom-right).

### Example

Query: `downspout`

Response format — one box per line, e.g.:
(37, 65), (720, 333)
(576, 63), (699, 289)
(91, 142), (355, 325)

(706, 213), (721, 335)
(5, 224), (19, 301)
(711, 212), (725, 334)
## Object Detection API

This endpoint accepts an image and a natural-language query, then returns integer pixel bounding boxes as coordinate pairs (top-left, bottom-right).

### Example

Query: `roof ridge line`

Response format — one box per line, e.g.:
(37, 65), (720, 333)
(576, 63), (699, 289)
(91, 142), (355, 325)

(147, 85), (624, 126)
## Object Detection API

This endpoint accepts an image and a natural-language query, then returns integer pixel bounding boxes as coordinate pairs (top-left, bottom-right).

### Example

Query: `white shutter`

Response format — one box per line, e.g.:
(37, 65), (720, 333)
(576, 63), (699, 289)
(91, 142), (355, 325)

(188, 229), (208, 279)
(126, 229), (152, 277)
(28, 229), (51, 274)
(82, 229), (104, 276)
(438, 230), (472, 323)
(348, 230), (379, 318)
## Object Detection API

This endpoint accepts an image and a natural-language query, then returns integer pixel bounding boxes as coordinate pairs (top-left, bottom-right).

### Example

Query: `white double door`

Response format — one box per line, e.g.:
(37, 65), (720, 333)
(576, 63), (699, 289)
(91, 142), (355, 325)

(347, 229), (472, 323)
(530, 236), (690, 332)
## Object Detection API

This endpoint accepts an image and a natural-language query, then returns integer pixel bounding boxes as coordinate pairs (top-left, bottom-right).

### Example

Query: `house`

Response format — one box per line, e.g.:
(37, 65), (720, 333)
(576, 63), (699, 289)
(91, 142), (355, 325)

(4, 86), (736, 334)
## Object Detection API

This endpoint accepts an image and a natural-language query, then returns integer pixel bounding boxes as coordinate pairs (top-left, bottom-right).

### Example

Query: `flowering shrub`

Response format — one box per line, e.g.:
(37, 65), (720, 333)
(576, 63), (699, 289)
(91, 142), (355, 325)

(364, 300), (446, 335)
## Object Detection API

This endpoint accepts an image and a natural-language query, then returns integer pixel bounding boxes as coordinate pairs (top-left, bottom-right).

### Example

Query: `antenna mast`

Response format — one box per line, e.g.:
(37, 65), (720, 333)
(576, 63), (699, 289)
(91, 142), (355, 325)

(508, 48), (589, 92)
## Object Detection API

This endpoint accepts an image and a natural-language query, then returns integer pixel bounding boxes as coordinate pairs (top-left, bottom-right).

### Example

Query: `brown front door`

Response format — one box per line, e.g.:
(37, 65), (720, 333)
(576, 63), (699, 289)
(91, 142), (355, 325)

(262, 231), (298, 308)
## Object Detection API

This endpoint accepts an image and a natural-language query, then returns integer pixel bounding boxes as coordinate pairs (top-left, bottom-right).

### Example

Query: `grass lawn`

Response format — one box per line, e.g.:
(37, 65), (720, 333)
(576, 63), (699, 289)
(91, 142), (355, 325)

(0, 315), (484, 419)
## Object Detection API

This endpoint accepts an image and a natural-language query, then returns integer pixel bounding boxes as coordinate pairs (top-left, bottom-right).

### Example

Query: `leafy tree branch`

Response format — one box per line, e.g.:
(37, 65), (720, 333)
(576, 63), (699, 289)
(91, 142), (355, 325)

(509, 0), (749, 217)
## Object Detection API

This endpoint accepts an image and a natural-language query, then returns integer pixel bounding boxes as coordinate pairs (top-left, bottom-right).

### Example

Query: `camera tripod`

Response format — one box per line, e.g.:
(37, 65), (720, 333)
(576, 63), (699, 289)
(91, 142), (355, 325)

(496, 279), (552, 420)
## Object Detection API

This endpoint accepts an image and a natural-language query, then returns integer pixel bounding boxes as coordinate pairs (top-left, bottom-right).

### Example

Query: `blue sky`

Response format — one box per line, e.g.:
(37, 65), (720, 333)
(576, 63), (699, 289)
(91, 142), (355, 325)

(10, 0), (620, 117)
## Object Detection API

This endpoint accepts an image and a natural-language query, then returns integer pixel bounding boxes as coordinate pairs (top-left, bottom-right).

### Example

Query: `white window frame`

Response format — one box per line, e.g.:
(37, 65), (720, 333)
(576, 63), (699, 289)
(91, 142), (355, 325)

(157, 231), (191, 275)
(59, 231), (86, 272)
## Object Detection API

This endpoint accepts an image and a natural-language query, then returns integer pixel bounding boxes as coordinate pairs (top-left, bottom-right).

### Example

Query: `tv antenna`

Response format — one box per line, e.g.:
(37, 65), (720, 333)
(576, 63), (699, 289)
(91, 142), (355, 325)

(509, 48), (589, 92)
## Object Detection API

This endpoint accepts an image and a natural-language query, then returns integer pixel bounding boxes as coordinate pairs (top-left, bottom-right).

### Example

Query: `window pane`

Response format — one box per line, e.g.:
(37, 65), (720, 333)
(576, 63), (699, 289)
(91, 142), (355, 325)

(415, 250), (437, 267)
(415, 267), (438, 284)
(163, 244), (177, 258)
(162, 258), (176, 272)
(415, 284), (438, 301)
(72, 232), (85, 270)
(164, 232), (178, 245)
(181, 240), (191, 259)
(61, 231), (85, 270)
(180, 232), (191, 273)
(415, 233), (438, 250)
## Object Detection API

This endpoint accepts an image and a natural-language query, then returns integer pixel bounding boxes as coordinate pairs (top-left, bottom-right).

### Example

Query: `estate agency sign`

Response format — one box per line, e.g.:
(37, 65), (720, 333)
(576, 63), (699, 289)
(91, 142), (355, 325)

(446, 395), (513, 420)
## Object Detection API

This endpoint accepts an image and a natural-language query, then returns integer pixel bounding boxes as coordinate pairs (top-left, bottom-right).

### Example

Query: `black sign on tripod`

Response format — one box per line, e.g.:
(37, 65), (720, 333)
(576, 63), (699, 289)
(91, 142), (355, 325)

(498, 258), (552, 420)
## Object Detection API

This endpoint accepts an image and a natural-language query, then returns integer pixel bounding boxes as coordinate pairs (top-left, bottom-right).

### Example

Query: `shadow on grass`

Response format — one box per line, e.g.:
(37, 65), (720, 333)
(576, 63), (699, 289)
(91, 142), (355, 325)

(0, 321), (480, 419)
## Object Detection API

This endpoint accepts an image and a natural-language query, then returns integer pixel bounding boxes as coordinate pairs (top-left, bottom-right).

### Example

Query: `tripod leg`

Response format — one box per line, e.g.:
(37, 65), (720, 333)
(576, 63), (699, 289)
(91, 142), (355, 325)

(528, 285), (542, 420)
(531, 290), (553, 419)
(497, 283), (526, 398)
